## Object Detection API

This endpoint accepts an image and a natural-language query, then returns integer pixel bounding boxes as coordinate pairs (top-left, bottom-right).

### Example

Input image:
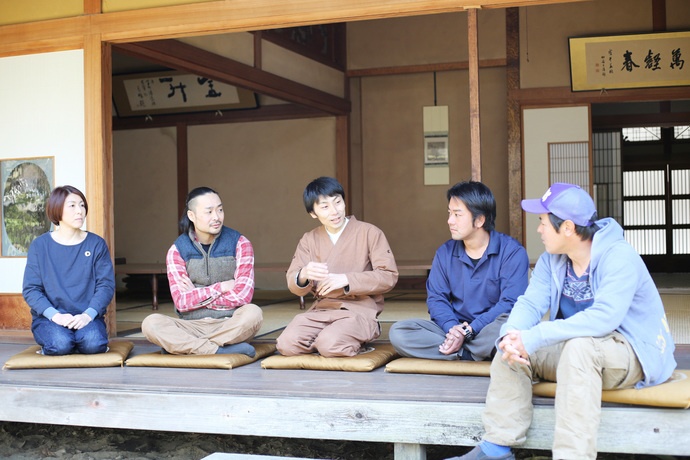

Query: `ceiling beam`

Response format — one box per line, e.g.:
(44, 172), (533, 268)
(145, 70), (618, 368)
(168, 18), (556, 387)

(113, 39), (350, 116)
(513, 86), (690, 105)
(113, 104), (329, 130)
(346, 58), (506, 77)
(0, 0), (592, 53)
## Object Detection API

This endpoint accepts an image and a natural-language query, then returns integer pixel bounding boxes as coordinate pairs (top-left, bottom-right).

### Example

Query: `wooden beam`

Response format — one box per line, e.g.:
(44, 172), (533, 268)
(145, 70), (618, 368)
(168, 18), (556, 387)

(0, 16), (87, 55)
(346, 58), (507, 77)
(0, 0), (591, 54)
(593, 112), (690, 130)
(467, 7), (481, 181)
(84, 35), (116, 336)
(506, 7), (523, 243)
(513, 85), (690, 105)
(113, 104), (330, 130)
(113, 40), (350, 115)
(90, 0), (592, 43)
(176, 123), (188, 228)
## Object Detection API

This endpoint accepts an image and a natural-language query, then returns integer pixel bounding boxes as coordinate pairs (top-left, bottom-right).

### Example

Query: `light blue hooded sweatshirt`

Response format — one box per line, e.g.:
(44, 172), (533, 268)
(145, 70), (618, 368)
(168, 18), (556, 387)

(501, 218), (676, 389)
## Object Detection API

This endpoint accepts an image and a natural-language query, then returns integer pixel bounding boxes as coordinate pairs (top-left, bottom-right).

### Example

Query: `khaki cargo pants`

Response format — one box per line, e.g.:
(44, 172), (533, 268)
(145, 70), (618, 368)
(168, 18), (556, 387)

(481, 332), (643, 460)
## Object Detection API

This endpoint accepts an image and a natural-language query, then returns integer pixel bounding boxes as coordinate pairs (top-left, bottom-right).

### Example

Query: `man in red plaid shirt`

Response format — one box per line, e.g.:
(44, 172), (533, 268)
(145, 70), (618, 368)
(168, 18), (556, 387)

(141, 187), (262, 356)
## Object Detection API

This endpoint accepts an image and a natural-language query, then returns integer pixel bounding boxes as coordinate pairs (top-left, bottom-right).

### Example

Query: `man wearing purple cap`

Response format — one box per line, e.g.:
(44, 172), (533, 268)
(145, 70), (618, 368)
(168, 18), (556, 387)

(446, 183), (676, 460)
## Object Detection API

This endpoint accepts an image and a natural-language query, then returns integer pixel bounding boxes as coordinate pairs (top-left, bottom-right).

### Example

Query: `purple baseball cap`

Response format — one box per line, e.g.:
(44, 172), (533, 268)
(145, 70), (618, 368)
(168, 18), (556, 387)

(521, 183), (597, 227)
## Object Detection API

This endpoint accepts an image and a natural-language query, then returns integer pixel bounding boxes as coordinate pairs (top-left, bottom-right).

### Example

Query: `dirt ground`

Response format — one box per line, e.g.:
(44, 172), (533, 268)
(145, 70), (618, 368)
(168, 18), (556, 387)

(0, 422), (687, 460)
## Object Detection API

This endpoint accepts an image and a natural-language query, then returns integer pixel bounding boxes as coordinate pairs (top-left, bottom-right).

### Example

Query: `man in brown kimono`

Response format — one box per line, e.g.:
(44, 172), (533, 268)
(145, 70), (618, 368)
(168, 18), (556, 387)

(276, 177), (399, 357)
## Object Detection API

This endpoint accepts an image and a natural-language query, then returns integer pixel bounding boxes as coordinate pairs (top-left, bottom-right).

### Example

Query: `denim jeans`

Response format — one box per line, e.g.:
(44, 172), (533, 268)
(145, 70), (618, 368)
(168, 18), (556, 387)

(31, 316), (108, 355)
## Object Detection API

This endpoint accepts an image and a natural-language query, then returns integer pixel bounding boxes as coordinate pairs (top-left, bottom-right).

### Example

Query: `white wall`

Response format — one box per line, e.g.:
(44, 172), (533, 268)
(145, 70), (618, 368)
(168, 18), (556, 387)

(522, 105), (590, 261)
(0, 49), (85, 293)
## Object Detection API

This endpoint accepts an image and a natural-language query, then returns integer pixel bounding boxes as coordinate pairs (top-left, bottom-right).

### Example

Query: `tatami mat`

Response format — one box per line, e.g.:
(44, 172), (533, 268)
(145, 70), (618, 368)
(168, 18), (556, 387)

(116, 289), (690, 344)
(116, 295), (429, 340)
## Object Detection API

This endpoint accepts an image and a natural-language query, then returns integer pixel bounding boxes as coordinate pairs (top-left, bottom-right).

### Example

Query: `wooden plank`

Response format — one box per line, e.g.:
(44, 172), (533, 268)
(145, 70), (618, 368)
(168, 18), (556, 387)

(203, 455), (322, 460)
(0, 294), (32, 330)
(114, 40), (350, 115)
(346, 59), (507, 77)
(1, 385), (688, 455)
(467, 7), (481, 181)
(1, 343), (689, 454)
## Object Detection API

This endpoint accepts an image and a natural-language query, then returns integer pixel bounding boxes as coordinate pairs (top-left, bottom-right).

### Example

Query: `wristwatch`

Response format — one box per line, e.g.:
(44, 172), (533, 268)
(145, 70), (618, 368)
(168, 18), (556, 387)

(460, 324), (476, 342)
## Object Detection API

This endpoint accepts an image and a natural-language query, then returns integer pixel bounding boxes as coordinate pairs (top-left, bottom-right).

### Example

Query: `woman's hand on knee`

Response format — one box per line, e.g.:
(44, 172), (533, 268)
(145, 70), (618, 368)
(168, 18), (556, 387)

(67, 313), (93, 330)
(51, 313), (74, 328)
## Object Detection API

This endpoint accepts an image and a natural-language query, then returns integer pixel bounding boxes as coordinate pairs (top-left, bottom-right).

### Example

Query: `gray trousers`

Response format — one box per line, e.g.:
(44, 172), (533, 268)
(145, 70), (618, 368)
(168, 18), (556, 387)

(389, 313), (508, 361)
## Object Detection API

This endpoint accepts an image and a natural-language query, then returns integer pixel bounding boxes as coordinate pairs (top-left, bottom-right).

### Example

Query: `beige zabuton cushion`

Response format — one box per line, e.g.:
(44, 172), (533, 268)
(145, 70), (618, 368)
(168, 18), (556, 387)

(125, 342), (276, 369)
(385, 357), (491, 376)
(261, 344), (398, 372)
(532, 369), (690, 409)
(3, 341), (134, 370)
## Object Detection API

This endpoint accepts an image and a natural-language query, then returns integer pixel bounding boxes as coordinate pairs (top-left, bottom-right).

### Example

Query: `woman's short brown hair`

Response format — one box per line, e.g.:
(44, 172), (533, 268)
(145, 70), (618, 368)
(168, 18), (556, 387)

(46, 186), (88, 225)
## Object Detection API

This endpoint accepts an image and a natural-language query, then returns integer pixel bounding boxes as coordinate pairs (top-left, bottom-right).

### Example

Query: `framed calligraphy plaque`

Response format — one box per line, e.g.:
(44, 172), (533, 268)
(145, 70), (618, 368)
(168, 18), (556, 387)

(113, 70), (258, 117)
(569, 31), (689, 91)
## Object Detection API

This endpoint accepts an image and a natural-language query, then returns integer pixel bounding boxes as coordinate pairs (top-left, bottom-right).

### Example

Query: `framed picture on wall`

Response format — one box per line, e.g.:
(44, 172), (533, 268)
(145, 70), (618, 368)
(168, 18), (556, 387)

(113, 70), (258, 117)
(424, 136), (449, 165)
(1, 157), (54, 257)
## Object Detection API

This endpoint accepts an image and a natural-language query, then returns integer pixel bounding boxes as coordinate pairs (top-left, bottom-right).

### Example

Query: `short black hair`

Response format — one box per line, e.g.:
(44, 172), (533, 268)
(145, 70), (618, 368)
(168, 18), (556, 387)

(179, 186), (219, 234)
(46, 185), (88, 226)
(446, 181), (496, 232)
(548, 213), (600, 241)
(303, 177), (345, 214)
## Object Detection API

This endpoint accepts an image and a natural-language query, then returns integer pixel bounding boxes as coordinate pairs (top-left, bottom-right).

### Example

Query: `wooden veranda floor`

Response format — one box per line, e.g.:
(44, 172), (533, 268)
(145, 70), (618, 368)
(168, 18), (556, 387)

(1, 336), (689, 459)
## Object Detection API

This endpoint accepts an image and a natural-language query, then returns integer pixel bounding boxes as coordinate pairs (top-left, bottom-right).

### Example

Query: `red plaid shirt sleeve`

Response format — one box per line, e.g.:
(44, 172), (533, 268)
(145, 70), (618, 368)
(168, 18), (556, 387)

(166, 236), (255, 312)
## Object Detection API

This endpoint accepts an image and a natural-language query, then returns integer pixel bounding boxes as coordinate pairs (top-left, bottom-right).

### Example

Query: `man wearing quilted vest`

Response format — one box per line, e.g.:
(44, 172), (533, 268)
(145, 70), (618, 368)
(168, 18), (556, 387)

(142, 187), (262, 356)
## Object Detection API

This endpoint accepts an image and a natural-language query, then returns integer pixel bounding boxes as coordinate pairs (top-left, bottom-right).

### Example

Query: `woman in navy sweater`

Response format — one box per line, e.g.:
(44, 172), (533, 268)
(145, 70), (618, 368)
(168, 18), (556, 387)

(22, 186), (115, 355)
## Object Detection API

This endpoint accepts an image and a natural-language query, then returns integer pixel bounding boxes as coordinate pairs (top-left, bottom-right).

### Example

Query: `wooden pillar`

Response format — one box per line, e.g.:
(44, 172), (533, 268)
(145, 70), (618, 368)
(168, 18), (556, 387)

(253, 31), (262, 69)
(506, 7), (523, 243)
(467, 7), (481, 182)
(652, 0), (666, 32)
(83, 0), (101, 14)
(336, 115), (351, 207)
(84, 34), (116, 335)
(176, 122), (188, 227)
(394, 443), (426, 460)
